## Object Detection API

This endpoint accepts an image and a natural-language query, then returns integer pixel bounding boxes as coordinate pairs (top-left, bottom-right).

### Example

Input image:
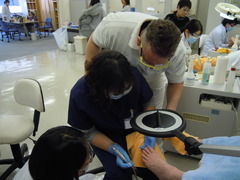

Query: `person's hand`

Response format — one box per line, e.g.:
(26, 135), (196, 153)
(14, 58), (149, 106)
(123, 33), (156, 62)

(108, 143), (134, 169)
(141, 136), (156, 149)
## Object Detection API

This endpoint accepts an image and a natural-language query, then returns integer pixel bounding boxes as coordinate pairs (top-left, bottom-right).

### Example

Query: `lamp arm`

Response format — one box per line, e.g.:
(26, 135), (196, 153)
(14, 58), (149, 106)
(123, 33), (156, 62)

(173, 131), (203, 155)
(199, 144), (240, 157)
(173, 130), (240, 157)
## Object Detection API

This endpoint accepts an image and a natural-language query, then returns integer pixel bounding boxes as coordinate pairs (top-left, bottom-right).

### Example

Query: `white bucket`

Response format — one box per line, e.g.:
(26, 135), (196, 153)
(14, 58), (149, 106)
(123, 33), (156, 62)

(73, 35), (88, 55)
(67, 43), (75, 52)
(31, 33), (37, 41)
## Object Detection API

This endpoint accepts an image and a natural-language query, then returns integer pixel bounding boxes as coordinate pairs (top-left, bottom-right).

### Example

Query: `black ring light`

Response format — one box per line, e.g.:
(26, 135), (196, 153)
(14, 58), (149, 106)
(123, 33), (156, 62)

(131, 109), (186, 138)
(131, 109), (240, 157)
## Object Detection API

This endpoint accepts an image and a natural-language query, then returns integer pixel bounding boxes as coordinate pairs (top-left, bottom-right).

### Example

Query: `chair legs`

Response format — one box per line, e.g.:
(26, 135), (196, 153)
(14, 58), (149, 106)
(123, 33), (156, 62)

(0, 144), (30, 180)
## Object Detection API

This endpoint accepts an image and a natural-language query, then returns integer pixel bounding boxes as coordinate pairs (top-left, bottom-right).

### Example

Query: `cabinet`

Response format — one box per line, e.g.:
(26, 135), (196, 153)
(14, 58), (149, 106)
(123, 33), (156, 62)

(52, 0), (59, 29)
(26, 0), (41, 21)
(26, 0), (59, 30)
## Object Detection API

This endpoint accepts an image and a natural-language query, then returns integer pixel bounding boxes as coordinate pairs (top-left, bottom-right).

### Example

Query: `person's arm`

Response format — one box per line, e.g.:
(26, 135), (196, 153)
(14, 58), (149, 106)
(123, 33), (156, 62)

(166, 82), (184, 111)
(212, 31), (229, 48)
(85, 35), (101, 72)
(91, 132), (134, 168)
(90, 132), (114, 151)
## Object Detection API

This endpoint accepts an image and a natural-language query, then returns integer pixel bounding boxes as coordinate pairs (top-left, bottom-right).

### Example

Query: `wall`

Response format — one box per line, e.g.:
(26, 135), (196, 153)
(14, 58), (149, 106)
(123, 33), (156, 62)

(58, 0), (71, 26)
(58, 0), (240, 36)
(69, 0), (88, 24)
(205, 0), (223, 34)
(196, 0), (209, 34)
(58, 0), (108, 26)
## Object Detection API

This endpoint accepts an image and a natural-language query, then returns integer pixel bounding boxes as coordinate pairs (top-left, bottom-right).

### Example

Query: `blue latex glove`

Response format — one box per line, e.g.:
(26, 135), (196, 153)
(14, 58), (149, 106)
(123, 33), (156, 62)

(140, 136), (156, 149)
(108, 143), (134, 169)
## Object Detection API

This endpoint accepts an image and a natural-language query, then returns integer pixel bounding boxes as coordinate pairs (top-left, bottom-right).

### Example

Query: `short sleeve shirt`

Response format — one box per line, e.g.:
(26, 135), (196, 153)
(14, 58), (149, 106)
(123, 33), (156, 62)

(92, 12), (185, 84)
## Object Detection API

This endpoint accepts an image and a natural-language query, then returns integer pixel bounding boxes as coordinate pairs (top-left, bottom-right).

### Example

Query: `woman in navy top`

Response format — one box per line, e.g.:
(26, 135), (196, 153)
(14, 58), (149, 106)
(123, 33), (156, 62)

(68, 50), (158, 180)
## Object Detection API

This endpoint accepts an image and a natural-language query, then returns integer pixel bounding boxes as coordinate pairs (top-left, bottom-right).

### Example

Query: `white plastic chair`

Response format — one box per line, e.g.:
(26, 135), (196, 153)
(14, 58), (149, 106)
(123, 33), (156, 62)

(198, 34), (208, 55)
(0, 79), (45, 180)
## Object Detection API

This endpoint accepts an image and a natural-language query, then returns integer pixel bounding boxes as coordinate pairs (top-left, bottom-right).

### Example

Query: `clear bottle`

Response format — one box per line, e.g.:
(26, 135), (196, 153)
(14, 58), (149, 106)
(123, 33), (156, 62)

(201, 57), (212, 85)
(184, 59), (195, 86)
(225, 61), (238, 92)
(231, 35), (239, 52)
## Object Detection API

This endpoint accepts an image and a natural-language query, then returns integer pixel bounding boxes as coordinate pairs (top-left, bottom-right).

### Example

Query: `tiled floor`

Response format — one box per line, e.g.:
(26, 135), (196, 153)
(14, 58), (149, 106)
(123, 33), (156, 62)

(0, 50), (199, 179)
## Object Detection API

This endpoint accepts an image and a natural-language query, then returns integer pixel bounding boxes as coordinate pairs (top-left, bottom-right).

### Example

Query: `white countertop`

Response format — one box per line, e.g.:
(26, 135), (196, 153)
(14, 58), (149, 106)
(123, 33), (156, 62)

(185, 75), (240, 98)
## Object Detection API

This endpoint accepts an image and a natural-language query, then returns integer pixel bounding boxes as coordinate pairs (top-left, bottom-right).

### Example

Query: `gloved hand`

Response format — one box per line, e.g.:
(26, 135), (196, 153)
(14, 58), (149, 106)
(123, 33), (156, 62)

(140, 136), (156, 149)
(108, 143), (134, 169)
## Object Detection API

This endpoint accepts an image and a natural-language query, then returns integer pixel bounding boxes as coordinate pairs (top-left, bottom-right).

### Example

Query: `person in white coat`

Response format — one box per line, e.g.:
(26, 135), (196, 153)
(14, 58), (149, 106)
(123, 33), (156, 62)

(181, 19), (203, 61)
(2, 0), (11, 21)
(121, 0), (132, 12)
(202, 18), (238, 56)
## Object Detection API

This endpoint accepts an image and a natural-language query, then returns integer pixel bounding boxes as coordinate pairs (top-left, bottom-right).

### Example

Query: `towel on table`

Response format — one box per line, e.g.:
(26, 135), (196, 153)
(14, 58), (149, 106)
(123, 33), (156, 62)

(182, 136), (240, 180)
(193, 57), (217, 72)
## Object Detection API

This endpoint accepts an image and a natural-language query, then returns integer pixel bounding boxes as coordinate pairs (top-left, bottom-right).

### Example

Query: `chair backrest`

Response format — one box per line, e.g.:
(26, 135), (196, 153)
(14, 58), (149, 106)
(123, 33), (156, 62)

(45, 17), (53, 28)
(14, 79), (45, 112)
(0, 20), (9, 32)
(199, 34), (208, 48)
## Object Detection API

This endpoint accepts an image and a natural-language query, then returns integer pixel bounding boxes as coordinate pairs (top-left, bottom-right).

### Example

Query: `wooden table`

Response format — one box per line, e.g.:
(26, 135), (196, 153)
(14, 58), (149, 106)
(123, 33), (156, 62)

(7, 21), (38, 40)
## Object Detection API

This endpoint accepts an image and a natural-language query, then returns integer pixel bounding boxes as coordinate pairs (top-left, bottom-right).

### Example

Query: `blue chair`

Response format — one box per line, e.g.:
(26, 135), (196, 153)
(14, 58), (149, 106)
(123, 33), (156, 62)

(37, 17), (53, 37)
(0, 20), (21, 42)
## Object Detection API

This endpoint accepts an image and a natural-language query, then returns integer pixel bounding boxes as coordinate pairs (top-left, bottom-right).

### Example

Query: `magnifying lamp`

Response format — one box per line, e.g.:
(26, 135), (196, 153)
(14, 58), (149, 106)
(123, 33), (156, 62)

(215, 3), (240, 20)
(130, 109), (240, 157)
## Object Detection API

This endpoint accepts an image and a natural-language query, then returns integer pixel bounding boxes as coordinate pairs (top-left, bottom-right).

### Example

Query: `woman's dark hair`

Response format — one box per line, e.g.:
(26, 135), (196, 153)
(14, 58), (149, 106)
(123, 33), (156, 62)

(124, 0), (130, 5)
(85, 50), (135, 108)
(182, 19), (203, 34)
(29, 126), (89, 180)
(222, 18), (238, 26)
(89, 0), (100, 6)
(177, 0), (192, 9)
(4, 0), (10, 4)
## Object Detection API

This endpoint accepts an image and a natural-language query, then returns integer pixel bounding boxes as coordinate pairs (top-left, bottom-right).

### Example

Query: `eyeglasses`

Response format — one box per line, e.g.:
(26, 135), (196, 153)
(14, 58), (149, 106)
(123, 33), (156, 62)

(180, 7), (190, 13)
(139, 56), (170, 69)
(139, 43), (170, 69)
(78, 143), (94, 175)
(191, 33), (201, 38)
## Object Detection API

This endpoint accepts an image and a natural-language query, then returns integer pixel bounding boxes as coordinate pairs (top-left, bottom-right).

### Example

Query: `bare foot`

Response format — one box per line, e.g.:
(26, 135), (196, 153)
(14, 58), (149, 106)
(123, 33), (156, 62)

(142, 146), (166, 175)
(142, 146), (183, 180)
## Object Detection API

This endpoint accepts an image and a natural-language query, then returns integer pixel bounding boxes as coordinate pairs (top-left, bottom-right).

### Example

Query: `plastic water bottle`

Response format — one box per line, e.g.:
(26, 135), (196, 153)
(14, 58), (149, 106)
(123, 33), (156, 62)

(184, 59), (195, 86)
(201, 57), (211, 85)
(231, 35), (239, 52)
(225, 61), (238, 92)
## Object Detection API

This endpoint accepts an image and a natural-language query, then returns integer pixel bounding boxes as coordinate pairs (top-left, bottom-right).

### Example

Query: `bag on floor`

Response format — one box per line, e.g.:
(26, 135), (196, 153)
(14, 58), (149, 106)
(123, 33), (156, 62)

(53, 27), (68, 51)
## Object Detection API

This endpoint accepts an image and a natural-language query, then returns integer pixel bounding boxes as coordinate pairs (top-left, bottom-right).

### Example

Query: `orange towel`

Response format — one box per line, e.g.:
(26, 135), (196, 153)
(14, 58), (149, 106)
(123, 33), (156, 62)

(126, 132), (165, 168)
(126, 132), (199, 167)
(193, 57), (216, 72)
(163, 131), (199, 155)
